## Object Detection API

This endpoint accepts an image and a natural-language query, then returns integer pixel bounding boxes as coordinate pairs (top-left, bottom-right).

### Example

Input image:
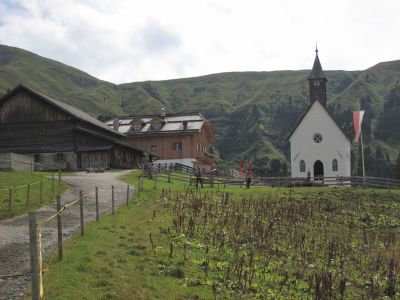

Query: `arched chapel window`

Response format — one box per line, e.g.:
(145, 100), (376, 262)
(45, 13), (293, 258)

(300, 160), (306, 172)
(332, 159), (338, 172)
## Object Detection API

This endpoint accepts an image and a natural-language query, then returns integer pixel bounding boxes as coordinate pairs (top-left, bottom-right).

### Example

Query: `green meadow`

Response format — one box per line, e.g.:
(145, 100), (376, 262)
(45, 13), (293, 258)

(40, 172), (400, 299)
(0, 171), (68, 220)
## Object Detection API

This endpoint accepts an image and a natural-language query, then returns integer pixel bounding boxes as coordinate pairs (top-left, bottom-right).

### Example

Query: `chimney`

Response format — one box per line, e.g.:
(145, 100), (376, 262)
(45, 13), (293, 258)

(183, 121), (188, 130)
(113, 118), (119, 132)
(161, 108), (166, 118)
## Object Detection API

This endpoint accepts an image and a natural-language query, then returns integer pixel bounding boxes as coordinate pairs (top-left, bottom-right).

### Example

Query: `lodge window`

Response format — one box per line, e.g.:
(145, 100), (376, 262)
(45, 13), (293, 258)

(332, 159), (338, 172)
(300, 160), (306, 172)
(150, 145), (157, 153)
(132, 124), (142, 131)
(55, 153), (65, 161)
(314, 80), (320, 87)
(152, 123), (161, 130)
(34, 154), (40, 162)
(174, 142), (182, 151)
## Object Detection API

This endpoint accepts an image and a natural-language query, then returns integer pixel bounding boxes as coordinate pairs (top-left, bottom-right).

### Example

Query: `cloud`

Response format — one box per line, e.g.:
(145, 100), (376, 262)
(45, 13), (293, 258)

(0, 0), (399, 83)
(138, 21), (181, 54)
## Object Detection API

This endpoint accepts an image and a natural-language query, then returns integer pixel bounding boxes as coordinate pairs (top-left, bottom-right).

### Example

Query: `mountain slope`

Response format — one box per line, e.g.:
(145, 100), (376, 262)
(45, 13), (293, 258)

(0, 45), (122, 116)
(0, 44), (399, 176)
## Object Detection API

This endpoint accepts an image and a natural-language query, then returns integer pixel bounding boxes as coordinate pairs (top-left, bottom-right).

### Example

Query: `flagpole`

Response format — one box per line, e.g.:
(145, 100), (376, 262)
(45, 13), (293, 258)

(358, 100), (366, 178)
(360, 123), (366, 177)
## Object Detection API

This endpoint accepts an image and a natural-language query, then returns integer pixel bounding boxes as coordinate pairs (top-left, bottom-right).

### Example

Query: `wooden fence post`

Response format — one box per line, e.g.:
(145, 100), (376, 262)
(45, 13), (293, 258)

(153, 175), (157, 189)
(95, 187), (99, 221)
(39, 180), (43, 202)
(58, 169), (61, 187)
(29, 212), (40, 300)
(126, 185), (130, 206)
(8, 188), (12, 211)
(79, 191), (84, 236)
(137, 178), (140, 198)
(168, 170), (171, 183)
(26, 184), (31, 206)
(56, 196), (63, 260)
(111, 185), (115, 215)
(52, 174), (55, 193)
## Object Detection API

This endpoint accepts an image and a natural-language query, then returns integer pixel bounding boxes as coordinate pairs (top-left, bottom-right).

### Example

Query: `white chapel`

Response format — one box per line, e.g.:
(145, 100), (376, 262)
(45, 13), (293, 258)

(288, 49), (351, 180)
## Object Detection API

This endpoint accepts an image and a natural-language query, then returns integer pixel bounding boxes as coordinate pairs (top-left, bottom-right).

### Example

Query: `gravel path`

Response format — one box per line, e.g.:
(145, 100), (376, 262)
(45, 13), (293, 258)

(0, 170), (134, 300)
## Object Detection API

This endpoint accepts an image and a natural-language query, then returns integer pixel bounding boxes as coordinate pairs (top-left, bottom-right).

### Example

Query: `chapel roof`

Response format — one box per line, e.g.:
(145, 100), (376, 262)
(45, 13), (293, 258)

(286, 100), (351, 142)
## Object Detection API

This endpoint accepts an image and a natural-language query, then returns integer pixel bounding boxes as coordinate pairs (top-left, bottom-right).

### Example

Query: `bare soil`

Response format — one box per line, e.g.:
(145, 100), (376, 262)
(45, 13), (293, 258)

(0, 170), (134, 300)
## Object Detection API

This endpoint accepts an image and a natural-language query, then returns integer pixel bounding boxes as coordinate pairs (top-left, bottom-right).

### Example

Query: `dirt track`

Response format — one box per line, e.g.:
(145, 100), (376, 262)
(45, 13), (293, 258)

(0, 170), (134, 300)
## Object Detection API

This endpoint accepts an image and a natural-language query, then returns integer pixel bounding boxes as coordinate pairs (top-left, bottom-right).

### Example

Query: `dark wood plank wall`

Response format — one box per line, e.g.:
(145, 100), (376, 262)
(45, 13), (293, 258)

(0, 120), (76, 153)
(76, 120), (120, 141)
(112, 146), (143, 169)
(0, 87), (144, 170)
(76, 132), (113, 150)
(0, 90), (69, 123)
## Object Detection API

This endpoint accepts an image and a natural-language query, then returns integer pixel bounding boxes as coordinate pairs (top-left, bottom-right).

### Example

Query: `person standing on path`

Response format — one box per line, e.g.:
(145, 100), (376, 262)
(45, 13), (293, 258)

(195, 167), (203, 188)
(245, 170), (251, 189)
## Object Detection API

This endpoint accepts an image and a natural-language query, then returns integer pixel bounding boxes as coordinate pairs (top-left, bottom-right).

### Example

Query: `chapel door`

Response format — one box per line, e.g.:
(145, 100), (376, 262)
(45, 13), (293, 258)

(314, 160), (324, 181)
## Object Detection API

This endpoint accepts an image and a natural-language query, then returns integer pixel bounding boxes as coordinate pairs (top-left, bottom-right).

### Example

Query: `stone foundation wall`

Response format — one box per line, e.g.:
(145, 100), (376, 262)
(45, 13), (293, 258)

(33, 152), (78, 171)
(0, 153), (34, 171)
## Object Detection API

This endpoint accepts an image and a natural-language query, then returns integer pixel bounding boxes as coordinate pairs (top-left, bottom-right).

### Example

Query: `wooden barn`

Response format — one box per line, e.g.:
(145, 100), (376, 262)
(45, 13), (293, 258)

(0, 84), (145, 170)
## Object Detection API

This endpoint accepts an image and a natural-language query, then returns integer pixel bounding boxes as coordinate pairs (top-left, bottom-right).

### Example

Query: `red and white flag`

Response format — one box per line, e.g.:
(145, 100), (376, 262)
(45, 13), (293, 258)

(353, 110), (365, 143)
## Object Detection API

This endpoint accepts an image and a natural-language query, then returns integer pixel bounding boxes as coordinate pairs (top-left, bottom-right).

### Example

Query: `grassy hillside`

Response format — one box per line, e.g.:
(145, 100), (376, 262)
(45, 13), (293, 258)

(0, 45), (122, 116)
(0, 44), (399, 176)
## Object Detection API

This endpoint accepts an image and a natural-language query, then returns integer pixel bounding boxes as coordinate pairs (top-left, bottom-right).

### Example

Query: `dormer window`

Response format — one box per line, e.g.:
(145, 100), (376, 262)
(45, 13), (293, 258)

(314, 80), (320, 87)
(150, 117), (163, 130)
(130, 119), (144, 132)
(132, 124), (142, 131)
(152, 122), (161, 130)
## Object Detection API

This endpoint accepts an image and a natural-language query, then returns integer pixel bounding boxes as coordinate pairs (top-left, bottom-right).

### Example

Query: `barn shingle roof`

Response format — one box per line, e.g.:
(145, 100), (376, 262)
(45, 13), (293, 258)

(0, 84), (121, 136)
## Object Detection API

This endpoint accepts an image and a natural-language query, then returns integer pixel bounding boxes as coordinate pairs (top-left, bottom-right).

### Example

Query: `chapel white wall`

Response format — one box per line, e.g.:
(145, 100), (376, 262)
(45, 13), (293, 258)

(289, 101), (351, 179)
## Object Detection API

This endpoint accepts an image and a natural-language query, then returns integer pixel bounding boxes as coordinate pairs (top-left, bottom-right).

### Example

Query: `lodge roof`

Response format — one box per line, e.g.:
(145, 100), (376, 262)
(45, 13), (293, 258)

(106, 113), (207, 135)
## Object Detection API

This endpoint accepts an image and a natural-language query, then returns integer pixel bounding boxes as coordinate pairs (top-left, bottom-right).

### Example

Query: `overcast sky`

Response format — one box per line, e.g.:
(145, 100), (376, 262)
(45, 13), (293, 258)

(0, 0), (399, 84)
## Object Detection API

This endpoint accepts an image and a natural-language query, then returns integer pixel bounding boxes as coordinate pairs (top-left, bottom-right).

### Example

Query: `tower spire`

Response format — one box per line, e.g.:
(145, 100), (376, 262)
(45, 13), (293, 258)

(308, 47), (327, 107)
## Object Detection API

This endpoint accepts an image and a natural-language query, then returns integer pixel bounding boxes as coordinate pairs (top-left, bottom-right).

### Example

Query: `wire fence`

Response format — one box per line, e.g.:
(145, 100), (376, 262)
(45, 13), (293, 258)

(28, 175), (144, 300)
(150, 169), (400, 190)
(0, 172), (62, 219)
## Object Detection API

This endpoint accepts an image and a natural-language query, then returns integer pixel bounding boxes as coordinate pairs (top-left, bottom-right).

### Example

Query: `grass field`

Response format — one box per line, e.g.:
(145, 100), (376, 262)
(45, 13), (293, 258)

(0, 171), (68, 220)
(41, 172), (400, 299)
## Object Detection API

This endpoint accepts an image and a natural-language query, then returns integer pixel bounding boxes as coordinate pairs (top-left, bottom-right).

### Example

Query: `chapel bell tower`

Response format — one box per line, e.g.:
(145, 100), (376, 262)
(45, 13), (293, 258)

(308, 46), (327, 107)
